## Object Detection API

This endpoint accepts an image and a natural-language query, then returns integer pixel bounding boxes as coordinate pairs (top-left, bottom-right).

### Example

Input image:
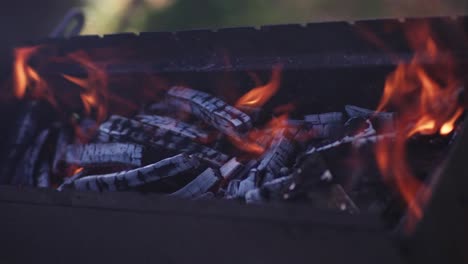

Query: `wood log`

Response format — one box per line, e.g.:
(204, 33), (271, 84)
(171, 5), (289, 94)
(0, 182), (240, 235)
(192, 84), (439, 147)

(167, 86), (252, 136)
(65, 143), (144, 167)
(11, 129), (51, 186)
(52, 126), (73, 175)
(219, 158), (243, 180)
(56, 168), (88, 191)
(136, 114), (210, 143)
(98, 115), (229, 166)
(35, 160), (50, 188)
(71, 154), (200, 192)
(345, 105), (394, 129)
(245, 176), (293, 203)
(0, 101), (55, 184)
(230, 168), (258, 198)
(169, 168), (220, 199)
(257, 129), (295, 183)
(304, 112), (343, 124)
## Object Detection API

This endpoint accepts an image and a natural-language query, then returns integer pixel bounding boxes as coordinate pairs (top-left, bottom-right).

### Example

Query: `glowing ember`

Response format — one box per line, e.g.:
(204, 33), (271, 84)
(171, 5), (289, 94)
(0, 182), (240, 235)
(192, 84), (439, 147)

(235, 65), (282, 108)
(375, 23), (463, 231)
(230, 114), (293, 156)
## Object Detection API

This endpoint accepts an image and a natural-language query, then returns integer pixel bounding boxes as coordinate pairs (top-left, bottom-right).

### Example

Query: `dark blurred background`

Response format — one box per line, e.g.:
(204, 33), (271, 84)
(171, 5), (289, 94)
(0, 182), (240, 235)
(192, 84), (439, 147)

(0, 0), (467, 44)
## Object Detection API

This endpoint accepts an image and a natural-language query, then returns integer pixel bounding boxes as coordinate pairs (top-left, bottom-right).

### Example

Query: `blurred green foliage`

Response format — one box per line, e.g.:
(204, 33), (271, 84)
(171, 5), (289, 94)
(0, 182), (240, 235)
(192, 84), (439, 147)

(83, 0), (468, 34)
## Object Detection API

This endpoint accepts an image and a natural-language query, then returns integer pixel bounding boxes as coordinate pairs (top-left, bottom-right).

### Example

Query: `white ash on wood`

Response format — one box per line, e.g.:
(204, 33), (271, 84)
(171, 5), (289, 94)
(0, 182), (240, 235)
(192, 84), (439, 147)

(257, 129), (295, 183)
(65, 143), (144, 167)
(167, 86), (252, 136)
(70, 154), (200, 192)
(99, 115), (229, 166)
(136, 114), (210, 143)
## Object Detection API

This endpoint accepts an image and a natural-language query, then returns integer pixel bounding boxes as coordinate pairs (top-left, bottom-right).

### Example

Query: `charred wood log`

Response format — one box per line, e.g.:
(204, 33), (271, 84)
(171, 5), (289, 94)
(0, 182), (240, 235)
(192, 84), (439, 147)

(52, 126), (74, 175)
(0, 101), (56, 184)
(245, 175), (293, 203)
(57, 168), (88, 191)
(328, 184), (360, 214)
(345, 105), (394, 129)
(136, 114), (210, 143)
(167, 86), (252, 136)
(170, 167), (220, 199)
(304, 112), (343, 124)
(35, 160), (51, 188)
(65, 143), (144, 167)
(228, 168), (258, 198)
(219, 158), (243, 180)
(11, 129), (51, 186)
(257, 129), (295, 183)
(98, 115), (228, 166)
(70, 154), (200, 192)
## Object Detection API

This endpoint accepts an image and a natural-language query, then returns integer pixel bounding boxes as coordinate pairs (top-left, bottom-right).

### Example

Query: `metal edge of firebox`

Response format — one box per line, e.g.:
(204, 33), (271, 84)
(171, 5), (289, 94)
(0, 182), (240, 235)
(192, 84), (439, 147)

(0, 185), (403, 264)
(402, 119), (468, 263)
(8, 15), (468, 74)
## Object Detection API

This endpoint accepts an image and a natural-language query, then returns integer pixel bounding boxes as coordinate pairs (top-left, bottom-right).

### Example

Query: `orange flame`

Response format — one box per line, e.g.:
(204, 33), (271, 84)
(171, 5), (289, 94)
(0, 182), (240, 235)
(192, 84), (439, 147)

(375, 23), (463, 232)
(62, 51), (109, 131)
(230, 114), (292, 156)
(13, 46), (57, 106)
(235, 65), (282, 108)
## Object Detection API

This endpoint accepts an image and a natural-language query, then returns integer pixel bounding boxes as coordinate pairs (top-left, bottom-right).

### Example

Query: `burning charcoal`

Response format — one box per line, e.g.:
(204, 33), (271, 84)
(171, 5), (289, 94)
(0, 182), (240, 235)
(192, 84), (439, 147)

(35, 160), (50, 188)
(11, 129), (51, 186)
(170, 167), (220, 199)
(245, 175), (293, 203)
(345, 105), (394, 129)
(65, 143), (144, 167)
(257, 129), (295, 183)
(70, 154), (200, 192)
(99, 115), (229, 166)
(0, 101), (56, 184)
(328, 184), (360, 214)
(219, 158), (243, 180)
(136, 114), (210, 143)
(166, 86), (252, 136)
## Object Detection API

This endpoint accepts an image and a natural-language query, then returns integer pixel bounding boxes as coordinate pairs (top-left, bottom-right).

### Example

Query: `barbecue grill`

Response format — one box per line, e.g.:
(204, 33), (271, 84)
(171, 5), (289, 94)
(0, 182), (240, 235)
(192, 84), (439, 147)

(0, 12), (467, 264)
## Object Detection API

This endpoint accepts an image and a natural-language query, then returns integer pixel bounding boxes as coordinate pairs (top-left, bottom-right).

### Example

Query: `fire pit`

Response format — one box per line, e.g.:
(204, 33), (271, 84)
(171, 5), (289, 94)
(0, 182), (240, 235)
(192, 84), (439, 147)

(0, 14), (467, 264)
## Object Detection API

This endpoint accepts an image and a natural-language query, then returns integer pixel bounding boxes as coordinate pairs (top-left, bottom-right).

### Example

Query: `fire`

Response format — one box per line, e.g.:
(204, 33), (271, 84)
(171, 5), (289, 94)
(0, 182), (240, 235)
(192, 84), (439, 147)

(13, 46), (57, 106)
(62, 50), (108, 125)
(12, 47), (109, 141)
(229, 67), (289, 156)
(235, 65), (282, 108)
(375, 23), (463, 231)
(72, 167), (84, 175)
(230, 114), (292, 156)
